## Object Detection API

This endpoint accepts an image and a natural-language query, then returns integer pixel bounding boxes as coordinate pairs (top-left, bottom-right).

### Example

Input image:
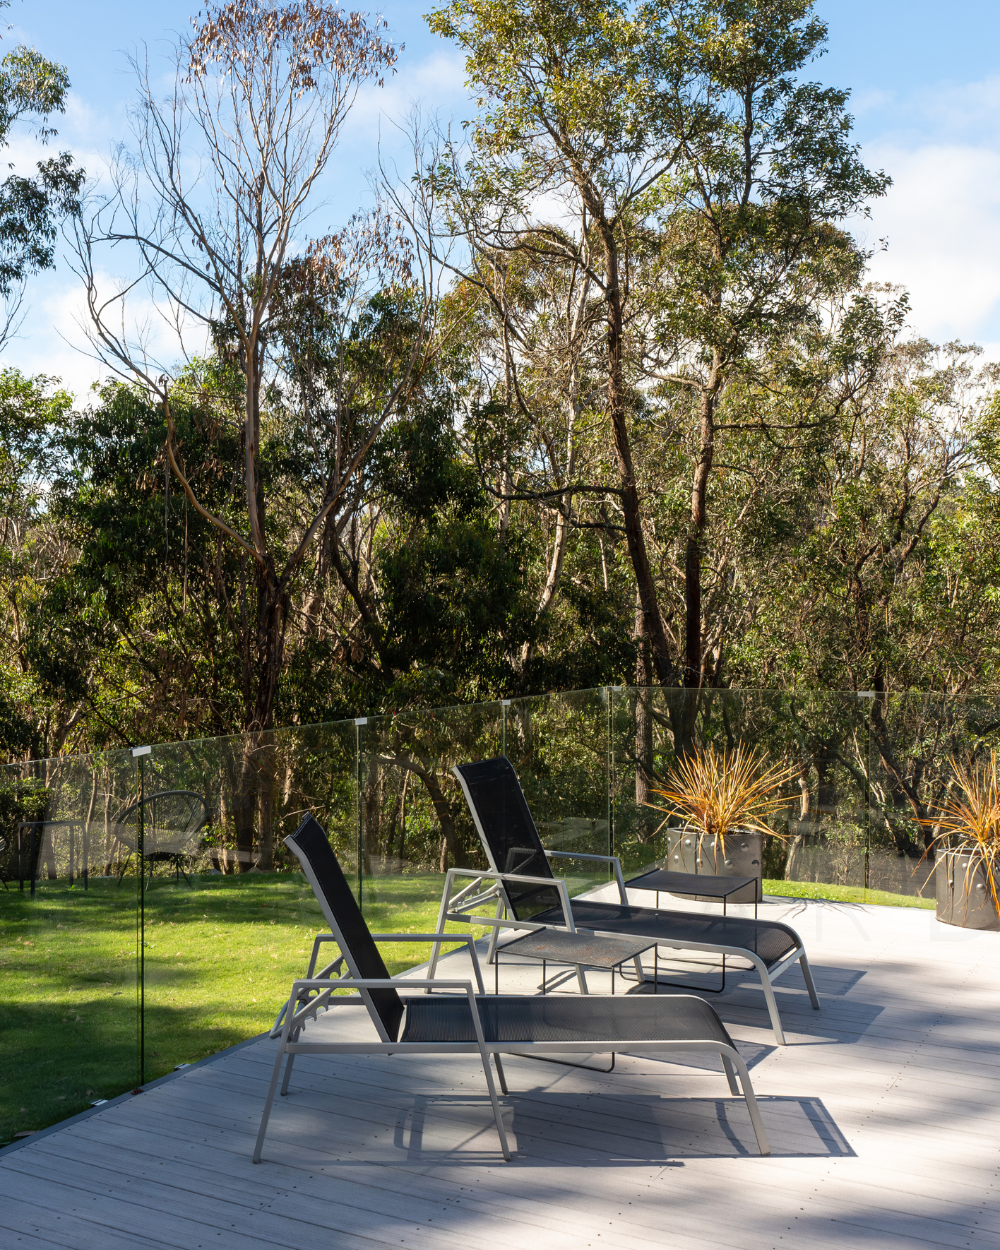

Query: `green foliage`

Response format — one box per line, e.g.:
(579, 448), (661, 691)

(0, 774), (48, 882)
(0, 31), (83, 299)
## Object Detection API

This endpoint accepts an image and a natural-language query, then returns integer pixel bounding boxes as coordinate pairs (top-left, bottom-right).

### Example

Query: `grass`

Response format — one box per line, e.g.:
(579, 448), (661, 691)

(762, 879), (935, 908)
(0, 871), (483, 1145)
(0, 867), (933, 1144)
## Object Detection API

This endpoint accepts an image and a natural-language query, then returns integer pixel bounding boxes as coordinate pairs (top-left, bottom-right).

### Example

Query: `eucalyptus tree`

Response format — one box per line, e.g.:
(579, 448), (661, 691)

(428, 0), (889, 697)
(69, 1), (435, 865)
(69, 2), (427, 740)
(645, 0), (889, 690)
(427, 0), (700, 686)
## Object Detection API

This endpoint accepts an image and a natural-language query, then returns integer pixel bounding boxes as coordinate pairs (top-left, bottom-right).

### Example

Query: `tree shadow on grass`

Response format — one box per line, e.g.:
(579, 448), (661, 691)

(0, 996), (140, 1144)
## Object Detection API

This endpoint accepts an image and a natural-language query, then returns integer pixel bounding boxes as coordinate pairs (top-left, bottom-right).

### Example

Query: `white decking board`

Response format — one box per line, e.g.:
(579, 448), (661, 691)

(3, 896), (999, 1250)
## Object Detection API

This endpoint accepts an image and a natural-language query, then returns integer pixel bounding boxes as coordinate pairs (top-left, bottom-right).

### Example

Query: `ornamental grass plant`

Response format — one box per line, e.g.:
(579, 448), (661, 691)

(923, 750), (1000, 912)
(645, 744), (798, 863)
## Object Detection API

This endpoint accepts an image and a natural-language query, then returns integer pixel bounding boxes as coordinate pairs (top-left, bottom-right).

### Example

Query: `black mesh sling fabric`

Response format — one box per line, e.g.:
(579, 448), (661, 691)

(401, 990), (734, 1046)
(456, 757), (799, 970)
(454, 758), (564, 920)
(533, 900), (798, 966)
(286, 815), (404, 1042)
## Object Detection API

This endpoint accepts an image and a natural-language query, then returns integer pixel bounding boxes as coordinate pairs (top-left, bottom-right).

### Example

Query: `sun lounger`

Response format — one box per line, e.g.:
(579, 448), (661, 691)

(433, 757), (819, 1045)
(252, 813), (771, 1163)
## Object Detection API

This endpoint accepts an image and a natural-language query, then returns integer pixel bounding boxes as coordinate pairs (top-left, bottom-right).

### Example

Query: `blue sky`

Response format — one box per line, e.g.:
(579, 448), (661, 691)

(6, 0), (1000, 397)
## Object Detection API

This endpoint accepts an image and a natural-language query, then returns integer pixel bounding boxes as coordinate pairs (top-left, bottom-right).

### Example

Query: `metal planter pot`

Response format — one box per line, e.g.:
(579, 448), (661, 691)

(664, 827), (762, 903)
(935, 849), (1000, 931)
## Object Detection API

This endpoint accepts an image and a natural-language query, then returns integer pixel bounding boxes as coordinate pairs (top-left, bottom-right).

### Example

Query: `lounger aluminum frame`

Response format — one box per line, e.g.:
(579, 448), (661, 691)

(431, 757), (820, 1045)
(252, 813), (772, 1163)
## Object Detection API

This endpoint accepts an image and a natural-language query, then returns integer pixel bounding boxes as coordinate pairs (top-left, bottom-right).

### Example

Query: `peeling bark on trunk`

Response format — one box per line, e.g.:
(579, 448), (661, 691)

(685, 357), (722, 688)
(634, 593), (654, 820)
(592, 216), (678, 688)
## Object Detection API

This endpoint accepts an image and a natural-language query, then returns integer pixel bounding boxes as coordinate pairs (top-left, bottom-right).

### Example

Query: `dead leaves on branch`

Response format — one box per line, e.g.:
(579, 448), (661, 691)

(305, 208), (415, 295)
(187, 1), (400, 92)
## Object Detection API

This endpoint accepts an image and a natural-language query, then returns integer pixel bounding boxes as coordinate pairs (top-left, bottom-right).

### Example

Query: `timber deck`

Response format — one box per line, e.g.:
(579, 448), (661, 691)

(1, 895), (998, 1250)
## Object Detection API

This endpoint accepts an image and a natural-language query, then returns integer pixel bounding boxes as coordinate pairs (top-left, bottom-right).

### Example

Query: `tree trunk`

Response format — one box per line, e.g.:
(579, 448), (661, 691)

(598, 220), (678, 688)
(227, 743), (257, 873)
(393, 770), (410, 866)
(362, 757), (381, 876)
(249, 556), (289, 734)
(419, 769), (464, 872)
(256, 739), (277, 871)
(634, 593), (654, 819)
(685, 359), (721, 686)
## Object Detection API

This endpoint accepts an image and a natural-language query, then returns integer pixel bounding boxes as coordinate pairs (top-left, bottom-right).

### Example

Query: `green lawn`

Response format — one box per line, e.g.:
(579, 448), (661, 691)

(762, 879), (935, 908)
(0, 868), (933, 1144)
(0, 871), (482, 1145)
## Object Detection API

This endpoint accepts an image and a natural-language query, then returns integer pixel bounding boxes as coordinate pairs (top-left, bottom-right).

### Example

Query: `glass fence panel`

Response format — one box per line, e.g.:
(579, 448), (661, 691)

(610, 688), (875, 902)
(0, 748), (139, 1146)
(868, 694), (1000, 911)
(358, 703), (503, 974)
(11, 683), (999, 1143)
(139, 721), (356, 1086)
(504, 688), (611, 899)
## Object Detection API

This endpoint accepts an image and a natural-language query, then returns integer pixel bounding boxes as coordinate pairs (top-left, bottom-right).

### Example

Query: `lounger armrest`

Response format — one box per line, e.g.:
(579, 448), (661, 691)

(308, 977), (495, 1058)
(441, 866), (576, 931)
(370, 932), (486, 994)
(275, 973), (480, 1033)
(305, 932), (344, 979)
(444, 866), (568, 887)
(544, 849), (627, 902)
(370, 932), (477, 940)
(293, 977), (476, 991)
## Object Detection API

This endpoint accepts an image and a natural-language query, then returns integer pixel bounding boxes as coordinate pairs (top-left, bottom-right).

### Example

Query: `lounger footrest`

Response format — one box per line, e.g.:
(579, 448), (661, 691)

(533, 901), (799, 970)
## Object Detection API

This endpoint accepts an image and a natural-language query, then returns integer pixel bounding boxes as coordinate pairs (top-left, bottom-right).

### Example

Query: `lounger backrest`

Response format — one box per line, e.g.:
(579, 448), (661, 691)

(453, 757), (564, 922)
(285, 814), (404, 1043)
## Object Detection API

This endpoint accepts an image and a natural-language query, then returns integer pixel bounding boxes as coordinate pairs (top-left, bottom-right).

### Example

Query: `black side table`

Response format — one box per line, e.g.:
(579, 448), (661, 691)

(495, 927), (658, 996)
(624, 867), (759, 917)
(622, 867), (758, 993)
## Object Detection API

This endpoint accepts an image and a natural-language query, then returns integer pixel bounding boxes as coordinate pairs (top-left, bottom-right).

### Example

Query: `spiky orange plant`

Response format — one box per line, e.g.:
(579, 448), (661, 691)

(923, 751), (1000, 912)
(645, 744), (798, 856)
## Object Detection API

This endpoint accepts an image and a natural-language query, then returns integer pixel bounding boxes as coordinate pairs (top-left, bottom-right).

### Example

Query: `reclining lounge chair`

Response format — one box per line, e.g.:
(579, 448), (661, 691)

(432, 757), (819, 1045)
(252, 813), (771, 1163)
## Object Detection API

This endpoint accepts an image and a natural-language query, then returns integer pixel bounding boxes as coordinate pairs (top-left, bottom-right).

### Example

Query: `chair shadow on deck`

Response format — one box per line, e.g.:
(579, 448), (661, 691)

(618, 963), (883, 1049)
(375, 1090), (854, 1164)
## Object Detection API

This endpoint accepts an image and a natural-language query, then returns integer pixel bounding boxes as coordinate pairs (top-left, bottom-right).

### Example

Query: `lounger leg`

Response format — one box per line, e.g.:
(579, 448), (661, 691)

(252, 1037), (290, 1163)
(426, 885), (452, 988)
(493, 1054), (509, 1094)
(720, 1053), (741, 1096)
(478, 1050), (511, 1161)
(486, 899), (503, 965)
(279, 1052), (296, 1096)
(760, 972), (786, 1046)
(724, 1047), (771, 1157)
(799, 950), (820, 1010)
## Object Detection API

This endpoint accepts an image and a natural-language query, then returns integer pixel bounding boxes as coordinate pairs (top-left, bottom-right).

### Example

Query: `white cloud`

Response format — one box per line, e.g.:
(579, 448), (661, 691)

(8, 264), (209, 404)
(856, 143), (1000, 344)
(843, 73), (1000, 355)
